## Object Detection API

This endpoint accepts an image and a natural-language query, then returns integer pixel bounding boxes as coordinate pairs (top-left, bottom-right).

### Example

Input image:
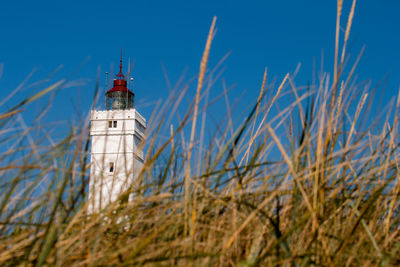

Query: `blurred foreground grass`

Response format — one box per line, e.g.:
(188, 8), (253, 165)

(1, 2), (400, 266)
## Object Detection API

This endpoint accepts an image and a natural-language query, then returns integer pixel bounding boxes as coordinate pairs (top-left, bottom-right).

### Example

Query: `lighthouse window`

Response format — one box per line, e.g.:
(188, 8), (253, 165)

(109, 162), (114, 173)
(108, 121), (118, 128)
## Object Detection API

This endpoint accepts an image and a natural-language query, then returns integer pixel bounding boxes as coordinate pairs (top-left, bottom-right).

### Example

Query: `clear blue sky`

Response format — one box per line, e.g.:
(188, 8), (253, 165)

(0, 0), (399, 131)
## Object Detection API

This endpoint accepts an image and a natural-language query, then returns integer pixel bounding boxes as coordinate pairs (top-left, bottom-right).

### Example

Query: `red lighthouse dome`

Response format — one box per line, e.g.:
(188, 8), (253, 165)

(105, 54), (134, 110)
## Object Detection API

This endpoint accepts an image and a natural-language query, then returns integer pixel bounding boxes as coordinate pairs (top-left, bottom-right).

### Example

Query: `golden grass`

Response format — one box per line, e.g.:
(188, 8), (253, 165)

(0, 3), (399, 266)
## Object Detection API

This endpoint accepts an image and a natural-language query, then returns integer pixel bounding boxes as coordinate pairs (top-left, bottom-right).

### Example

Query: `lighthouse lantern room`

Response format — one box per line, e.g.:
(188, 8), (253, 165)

(88, 55), (146, 213)
(105, 58), (134, 110)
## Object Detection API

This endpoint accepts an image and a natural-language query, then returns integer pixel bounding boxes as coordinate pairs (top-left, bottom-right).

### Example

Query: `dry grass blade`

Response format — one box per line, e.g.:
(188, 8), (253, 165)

(185, 16), (217, 238)
(334, 0), (343, 85)
(340, 0), (357, 67)
(267, 125), (313, 214)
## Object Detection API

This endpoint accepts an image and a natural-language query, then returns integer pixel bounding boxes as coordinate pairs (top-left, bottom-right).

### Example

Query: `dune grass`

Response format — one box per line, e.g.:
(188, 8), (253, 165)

(1, 1), (400, 266)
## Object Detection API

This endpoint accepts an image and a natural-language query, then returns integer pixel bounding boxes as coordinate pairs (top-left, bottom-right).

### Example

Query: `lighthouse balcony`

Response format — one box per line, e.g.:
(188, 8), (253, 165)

(89, 109), (146, 138)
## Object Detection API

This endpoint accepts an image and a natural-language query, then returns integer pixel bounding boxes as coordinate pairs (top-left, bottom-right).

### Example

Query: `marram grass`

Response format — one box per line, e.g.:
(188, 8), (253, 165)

(1, 3), (400, 266)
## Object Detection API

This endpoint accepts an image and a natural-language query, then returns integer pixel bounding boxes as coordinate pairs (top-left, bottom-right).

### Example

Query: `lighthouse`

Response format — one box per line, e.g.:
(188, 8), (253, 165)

(88, 55), (146, 213)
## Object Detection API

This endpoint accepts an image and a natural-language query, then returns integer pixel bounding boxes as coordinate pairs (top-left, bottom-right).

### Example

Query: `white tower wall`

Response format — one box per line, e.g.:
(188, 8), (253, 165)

(88, 109), (146, 212)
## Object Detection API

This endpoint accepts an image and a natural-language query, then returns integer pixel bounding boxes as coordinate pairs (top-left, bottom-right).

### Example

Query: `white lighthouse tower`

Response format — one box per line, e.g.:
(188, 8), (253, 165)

(88, 56), (146, 213)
